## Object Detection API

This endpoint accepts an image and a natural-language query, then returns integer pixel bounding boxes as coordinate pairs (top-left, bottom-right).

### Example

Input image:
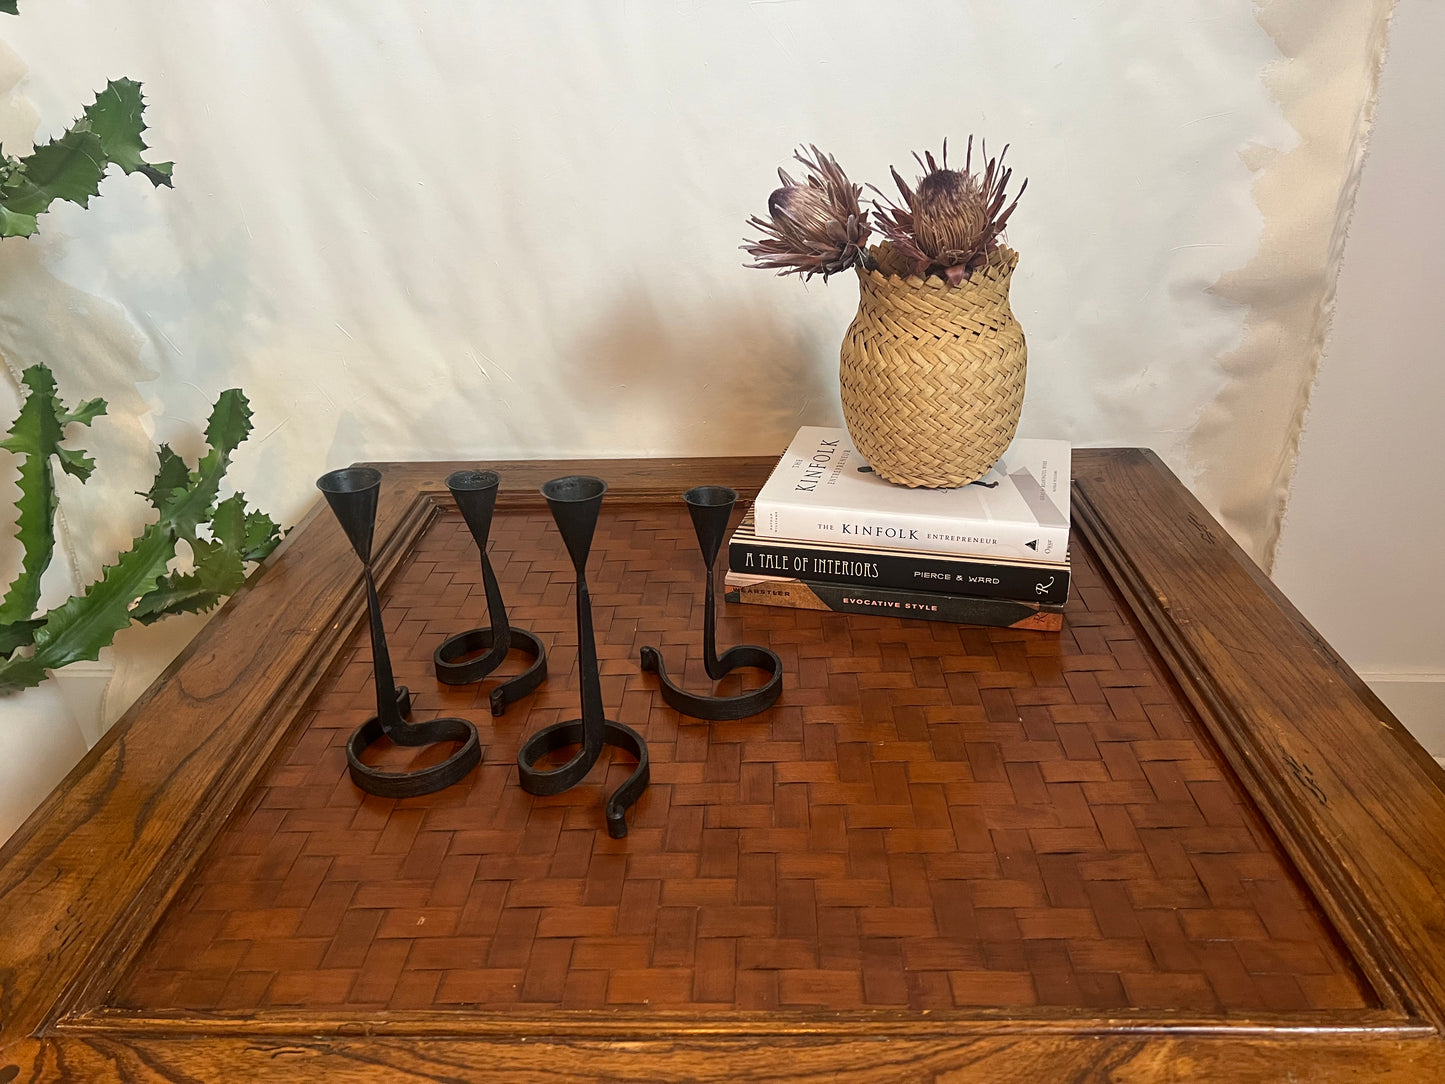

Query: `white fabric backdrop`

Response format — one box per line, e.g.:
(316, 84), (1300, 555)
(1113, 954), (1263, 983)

(0, 0), (1391, 719)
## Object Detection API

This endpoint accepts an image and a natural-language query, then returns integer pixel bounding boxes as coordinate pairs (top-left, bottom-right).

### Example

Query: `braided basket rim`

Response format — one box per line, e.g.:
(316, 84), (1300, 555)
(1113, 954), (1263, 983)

(857, 244), (1019, 293)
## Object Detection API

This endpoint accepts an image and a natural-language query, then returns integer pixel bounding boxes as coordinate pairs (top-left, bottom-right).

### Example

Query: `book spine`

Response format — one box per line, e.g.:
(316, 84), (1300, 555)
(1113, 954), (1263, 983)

(752, 500), (1069, 563)
(724, 575), (1064, 631)
(728, 536), (1070, 604)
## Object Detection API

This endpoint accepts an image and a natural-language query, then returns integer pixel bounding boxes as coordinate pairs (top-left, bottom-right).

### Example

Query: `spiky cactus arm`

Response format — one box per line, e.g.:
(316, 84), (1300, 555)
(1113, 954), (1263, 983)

(0, 524), (174, 689)
(131, 493), (282, 624)
(0, 389), (281, 692)
(0, 365), (105, 656)
(83, 78), (173, 188)
(0, 78), (172, 238)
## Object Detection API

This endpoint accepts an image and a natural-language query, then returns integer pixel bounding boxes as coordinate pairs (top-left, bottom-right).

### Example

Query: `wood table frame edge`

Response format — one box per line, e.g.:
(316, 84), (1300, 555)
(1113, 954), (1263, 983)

(2, 450), (1444, 1081)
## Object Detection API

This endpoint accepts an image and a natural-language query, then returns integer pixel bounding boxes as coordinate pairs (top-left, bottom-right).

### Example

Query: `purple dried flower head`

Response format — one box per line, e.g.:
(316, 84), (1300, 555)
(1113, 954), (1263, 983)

(743, 146), (871, 281)
(869, 136), (1027, 284)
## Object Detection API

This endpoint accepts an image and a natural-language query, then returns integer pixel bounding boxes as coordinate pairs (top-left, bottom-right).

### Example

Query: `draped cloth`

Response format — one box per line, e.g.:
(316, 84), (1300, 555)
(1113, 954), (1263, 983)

(0, 0), (1395, 721)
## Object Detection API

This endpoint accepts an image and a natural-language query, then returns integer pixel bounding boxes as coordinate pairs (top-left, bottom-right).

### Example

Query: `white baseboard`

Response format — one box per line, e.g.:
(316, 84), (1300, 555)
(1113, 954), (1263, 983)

(48, 659), (115, 748)
(1360, 672), (1445, 759)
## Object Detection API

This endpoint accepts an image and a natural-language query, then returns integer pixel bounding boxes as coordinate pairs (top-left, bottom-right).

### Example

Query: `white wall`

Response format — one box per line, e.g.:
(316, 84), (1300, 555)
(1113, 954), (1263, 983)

(1273, 0), (1445, 755)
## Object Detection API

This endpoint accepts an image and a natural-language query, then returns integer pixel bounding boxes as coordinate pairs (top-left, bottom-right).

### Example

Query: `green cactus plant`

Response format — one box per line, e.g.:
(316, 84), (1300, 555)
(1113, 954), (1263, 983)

(0, 0), (281, 692)
(0, 0), (171, 237)
(0, 74), (172, 238)
(0, 368), (282, 692)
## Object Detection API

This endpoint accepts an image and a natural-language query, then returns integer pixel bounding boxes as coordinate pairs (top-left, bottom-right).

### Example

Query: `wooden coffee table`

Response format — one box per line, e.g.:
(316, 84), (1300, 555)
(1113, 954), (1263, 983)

(3, 451), (1444, 1081)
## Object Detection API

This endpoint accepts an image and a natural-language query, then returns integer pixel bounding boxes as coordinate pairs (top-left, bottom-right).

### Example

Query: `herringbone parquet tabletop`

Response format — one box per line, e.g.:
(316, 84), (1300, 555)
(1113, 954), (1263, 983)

(115, 501), (1370, 1015)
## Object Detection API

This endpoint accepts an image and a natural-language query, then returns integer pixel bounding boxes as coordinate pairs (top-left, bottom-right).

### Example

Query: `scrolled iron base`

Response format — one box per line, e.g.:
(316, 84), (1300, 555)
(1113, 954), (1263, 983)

(432, 627), (547, 716)
(345, 685), (482, 799)
(516, 719), (650, 839)
(639, 643), (783, 721)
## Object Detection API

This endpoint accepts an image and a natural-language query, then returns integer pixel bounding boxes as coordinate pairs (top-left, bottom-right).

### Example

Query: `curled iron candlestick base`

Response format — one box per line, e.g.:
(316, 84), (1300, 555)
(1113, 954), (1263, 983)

(639, 485), (783, 721)
(318, 466), (480, 799)
(516, 475), (649, 839)
(434, 629), (546, 715)
(345, 687), (480, 799)
(639, 642), (783, 721)
(432, 470), (546, 715)
(516, 718), (650, 839)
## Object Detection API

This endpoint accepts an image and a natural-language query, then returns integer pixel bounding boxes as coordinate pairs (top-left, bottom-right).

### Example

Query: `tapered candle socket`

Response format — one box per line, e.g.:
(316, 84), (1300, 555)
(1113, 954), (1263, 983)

(684, 485), (737, 569)
(542, 474), (607, 572)
(447, 469), (501, 547)
(316, 466), (480, 798)
(640, 485), (784, 721)
(432, 470), (547, 715)
(317, 466), (382, 564)
(518, 475), (649, 838)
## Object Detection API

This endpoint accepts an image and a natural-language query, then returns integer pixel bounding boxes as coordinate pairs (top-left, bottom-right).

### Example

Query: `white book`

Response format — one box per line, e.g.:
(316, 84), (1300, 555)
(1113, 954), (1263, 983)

(753, 426), (1071, 561)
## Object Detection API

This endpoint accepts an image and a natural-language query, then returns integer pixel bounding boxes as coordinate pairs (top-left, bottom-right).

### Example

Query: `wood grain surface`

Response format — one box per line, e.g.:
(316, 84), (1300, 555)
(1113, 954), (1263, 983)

(113, 502), (1369, 1017)
(0, 452), (1442, 1082)
(1075, 450), (1445, 1026)
(8, 1030), (1445, 1083)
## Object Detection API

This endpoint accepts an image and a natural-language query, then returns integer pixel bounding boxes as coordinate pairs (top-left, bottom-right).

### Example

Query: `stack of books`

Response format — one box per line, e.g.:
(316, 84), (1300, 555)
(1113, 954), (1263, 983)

(725, 426), (1071, 631)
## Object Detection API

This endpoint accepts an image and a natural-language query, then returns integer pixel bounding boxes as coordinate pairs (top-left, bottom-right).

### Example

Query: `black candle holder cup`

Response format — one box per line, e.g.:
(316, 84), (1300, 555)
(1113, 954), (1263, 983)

(639, 486), (783, 720)
(317, 467), (480, 798)
(516, 475), (649, 839)
(432, 470), (546, 715)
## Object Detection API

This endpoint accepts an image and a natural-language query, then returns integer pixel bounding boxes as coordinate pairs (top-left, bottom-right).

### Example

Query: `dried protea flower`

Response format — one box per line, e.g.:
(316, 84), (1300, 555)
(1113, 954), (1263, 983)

(914, 169), (990, 266)
(743, 146), (871, 281)
(871, 136), (1026, 284)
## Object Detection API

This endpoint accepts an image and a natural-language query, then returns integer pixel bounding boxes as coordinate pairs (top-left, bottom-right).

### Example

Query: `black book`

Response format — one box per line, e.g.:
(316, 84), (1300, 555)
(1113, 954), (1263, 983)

(728, 509), (1069, 605)
(724, 572), (1065, 631)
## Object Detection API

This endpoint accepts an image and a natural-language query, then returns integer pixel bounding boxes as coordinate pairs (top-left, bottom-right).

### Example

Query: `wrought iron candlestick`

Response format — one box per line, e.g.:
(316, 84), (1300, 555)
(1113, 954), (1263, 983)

(432, 469), (546, 715)
(516, 475), (649, 838)
(317, 467), (480, 799)
(640, 486), (783, 720)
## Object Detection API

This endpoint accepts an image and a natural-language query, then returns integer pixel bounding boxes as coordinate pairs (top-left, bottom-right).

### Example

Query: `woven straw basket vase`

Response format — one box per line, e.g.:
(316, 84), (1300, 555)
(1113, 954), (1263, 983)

(839, 245), (1026, 488)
